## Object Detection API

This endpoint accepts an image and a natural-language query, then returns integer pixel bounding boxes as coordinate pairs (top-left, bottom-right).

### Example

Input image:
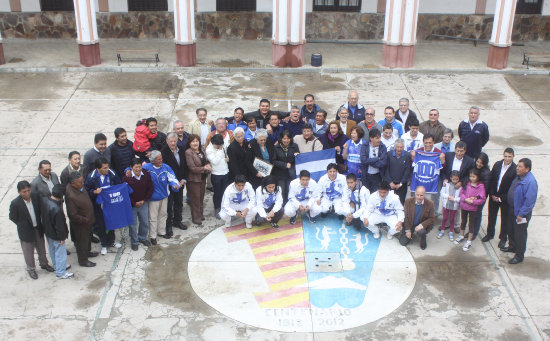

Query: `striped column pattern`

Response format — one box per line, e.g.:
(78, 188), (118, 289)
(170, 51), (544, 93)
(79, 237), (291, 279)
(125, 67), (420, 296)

(73, 0), (101, 66)
(487, 0), (518, 69)
(223, 219), (310, 308)
(0, 30), (5, 65)
(272, 0), (306, 67)
(174, 0), (196, 67)
(382, 0), (419, 68)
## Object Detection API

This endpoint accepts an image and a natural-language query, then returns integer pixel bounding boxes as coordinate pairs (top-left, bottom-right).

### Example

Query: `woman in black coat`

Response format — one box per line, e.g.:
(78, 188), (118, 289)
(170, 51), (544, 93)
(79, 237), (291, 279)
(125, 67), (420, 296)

(227, 127), (260, 185)
(473, 152), (490, 239)
(318, 121), (348, 171)
(272, 130), (299, 203)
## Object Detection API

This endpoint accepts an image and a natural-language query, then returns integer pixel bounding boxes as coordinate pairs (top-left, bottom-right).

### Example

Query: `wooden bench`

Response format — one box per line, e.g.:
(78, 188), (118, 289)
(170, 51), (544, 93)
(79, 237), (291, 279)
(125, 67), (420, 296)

(116, 49), (160, 66)
(522, 52), (550, 69)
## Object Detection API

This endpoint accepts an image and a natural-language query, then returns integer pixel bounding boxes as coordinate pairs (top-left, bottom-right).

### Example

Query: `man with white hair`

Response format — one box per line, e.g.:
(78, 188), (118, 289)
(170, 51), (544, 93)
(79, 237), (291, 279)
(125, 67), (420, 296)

(337, 90), (365, 124)
(362, 181), (404, 240)
(395, 98), (418, 133)
(284, 170), (321, 224)
(205, 117), (234, 148)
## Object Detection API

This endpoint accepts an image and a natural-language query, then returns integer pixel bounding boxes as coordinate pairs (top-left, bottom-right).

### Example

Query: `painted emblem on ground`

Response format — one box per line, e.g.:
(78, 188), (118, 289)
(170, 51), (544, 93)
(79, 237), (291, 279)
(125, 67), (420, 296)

(188, 215), (417, 332)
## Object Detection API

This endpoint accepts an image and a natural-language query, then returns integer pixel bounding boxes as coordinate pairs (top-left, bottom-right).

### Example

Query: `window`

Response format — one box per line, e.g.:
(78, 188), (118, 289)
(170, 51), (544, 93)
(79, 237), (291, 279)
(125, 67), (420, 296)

(217, 0), (256, 11)
(313, 0), (362, 12)
(128, 0), (168, 11)
(40, 0), (74, 11)
(516, 0), (543, 14)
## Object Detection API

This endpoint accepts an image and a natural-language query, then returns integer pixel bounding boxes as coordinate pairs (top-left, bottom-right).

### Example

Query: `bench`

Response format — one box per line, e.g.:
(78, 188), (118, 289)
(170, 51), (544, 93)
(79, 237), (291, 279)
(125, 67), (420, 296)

(116, 49), (160, 66)
(522, 52), (550, 69)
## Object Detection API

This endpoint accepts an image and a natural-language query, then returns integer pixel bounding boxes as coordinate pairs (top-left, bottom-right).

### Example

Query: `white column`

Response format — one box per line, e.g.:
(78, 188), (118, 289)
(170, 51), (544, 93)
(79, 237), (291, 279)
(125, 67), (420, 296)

(73, 0), (101, 66)
(487, 0), (517, 69)
(382, 0), (419, 68)
(272, 0), (306, 67)
(173, 0), (196, 66)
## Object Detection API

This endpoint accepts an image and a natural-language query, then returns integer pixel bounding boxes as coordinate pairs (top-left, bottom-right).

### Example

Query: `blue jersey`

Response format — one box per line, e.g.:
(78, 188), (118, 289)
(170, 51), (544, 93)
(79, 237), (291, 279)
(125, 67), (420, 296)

(411, 151), (442, 193)
(345, 139), (363, 178)
(96, 183), (134, 230)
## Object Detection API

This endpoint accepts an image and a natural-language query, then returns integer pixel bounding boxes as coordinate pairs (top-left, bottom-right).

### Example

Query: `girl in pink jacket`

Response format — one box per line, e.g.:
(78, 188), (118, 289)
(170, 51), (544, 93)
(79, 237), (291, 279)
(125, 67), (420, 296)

(455, 169), (486, 251)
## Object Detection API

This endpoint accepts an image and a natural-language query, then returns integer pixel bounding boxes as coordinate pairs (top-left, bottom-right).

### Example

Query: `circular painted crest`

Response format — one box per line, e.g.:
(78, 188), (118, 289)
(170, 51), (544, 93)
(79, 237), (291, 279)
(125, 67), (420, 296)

(188, 215), (417, 332)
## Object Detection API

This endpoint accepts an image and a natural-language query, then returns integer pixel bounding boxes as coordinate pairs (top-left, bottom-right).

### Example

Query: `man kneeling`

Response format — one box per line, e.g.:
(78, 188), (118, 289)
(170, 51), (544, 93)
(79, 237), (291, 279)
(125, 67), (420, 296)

(284, 170), (321, 224)
(343, 173), (370, 230)
(399, 186), (434, 250)
(220, 175), (257, 229)
(362, 181), (404, 239)
(317, 163), (347, 218)
(255, 176), (284, 229)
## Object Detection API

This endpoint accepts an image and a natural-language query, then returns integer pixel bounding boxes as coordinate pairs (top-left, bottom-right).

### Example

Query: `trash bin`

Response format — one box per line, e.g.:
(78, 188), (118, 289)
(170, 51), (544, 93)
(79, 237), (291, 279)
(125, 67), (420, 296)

(311, 53), (322, 67)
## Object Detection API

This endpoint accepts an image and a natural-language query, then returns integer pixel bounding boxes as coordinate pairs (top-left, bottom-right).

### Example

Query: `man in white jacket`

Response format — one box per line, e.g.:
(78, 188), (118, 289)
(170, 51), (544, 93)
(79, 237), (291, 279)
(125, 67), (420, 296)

(284, 170), (321, 224)
(362, 181), (404, 239)
(219, 175), (257, 228)
(342, 173), (370, 230)
(316, 164), (347, 218)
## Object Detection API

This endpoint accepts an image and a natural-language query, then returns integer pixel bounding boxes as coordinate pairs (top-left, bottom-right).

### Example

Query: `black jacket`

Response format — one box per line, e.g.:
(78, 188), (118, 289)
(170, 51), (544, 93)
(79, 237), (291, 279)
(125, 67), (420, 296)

(244, 109), (289, 129)
(40, 196), (69, 241)
(9, 192), (42, 242)
(489, 160), (517, 204)
(384, 150), (412, 184)
(227, 140), (257, 182)
(161, 145), (189, 182)
(443, 152), (475, 185)
(150, 131), (167, 152)
(249, 138), (276, 164)
(109, 141), (136, 179)
(395, 109), (418, 133)
(478, 166), (491, 196)
(272, 143), (299, 180)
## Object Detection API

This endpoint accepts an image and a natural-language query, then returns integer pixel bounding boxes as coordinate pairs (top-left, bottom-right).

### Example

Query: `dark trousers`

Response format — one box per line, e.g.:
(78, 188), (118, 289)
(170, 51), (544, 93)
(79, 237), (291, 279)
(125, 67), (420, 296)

(188, 179), (206, 224)
(20, 229), (49, 271)
(486, 200), (510, 242)
(94, 211), (115, 247)
(278, 178), (291, 204)
(394, 183), (408, 205)
(399, 227), (427, 247)
(460, 209), (477, 236)
(363, 173), (382, 194)
(211, 173), (229, 210)
(472, 200), (487, 240)
(256, 204), (284, 225)
(72, 224), (91, 264)
(509, 210), (531, 260)
(166, 189), (183, 235)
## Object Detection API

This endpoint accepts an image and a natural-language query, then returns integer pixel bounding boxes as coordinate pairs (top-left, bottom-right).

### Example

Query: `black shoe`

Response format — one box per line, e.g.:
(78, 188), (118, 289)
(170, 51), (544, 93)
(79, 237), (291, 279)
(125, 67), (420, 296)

(271, 222), (279, 229)
(79, 261), (96, 267)
(420, 236), (427, 250)
(41, 264), (55, 272)
(207, 187), (213, 192)
(131, 244), (138, 251)
(91, 236), (100, 244)
(307, 212), (316, 224)
(66, 264), (71, 270)
(321, 213), (328, 218)
(508, 257), (523, 264)
(345, 220), (352, 226)
(88, 251), (99, 258)
(162, 233), (172, 239)
(140, 240), (152, 247)
(150, 238), (157, 245)
(338, 215), (345, 220)
(481, 235), (492, 243)
(176, 222), (188, 230)
(501, 247), (516, 253)
(290, 215), (297, 224)
(498, 240), (506, 249)
(27, 270), (38, 279)
(66, 249), (71, 255)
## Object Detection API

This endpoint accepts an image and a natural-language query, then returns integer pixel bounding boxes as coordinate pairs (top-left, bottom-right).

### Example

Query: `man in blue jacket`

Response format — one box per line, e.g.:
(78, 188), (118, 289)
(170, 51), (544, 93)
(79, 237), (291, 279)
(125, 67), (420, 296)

(301, 94), (322, 122)
(505, 158), (538, 264)
(458, 106), (490, 158)
(360, 129), (388, 193)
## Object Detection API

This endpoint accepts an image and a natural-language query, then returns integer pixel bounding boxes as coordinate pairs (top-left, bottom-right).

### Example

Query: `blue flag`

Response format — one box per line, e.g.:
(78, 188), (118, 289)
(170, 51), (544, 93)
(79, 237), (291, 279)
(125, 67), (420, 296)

(411, 151), (442, 193)
(295, 148), (336, 182)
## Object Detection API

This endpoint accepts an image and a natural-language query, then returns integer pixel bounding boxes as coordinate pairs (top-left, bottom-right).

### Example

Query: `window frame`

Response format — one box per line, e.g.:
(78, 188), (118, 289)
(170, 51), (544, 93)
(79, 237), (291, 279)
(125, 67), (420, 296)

(313, 0), (362, 12)
(127, 0), (168, 12)
(516, 0), (543, 14)
(216, 0), (256, 11)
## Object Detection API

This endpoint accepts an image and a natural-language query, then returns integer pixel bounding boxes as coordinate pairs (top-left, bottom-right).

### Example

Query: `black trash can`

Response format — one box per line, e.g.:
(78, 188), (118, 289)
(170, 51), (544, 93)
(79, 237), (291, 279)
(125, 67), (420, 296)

(311, 53), (322, 67)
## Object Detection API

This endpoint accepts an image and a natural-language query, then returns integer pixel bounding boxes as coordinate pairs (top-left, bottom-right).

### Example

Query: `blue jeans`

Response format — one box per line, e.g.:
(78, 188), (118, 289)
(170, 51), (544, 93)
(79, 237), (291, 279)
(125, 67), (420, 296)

(130, 203), (150, 246)
(46, 236), (68, 277)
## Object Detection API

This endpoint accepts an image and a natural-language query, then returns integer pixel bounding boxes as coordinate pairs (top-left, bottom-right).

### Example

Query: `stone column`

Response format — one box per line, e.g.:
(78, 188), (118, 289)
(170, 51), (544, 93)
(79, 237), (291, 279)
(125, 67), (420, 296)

(487, 0), (517, 69)
(272, 0), (306, 67)
(74, 0), (101, 67)
(174, 0), (196, 67)
(0, 30), (5, 65)
(382, 0), (419, 68)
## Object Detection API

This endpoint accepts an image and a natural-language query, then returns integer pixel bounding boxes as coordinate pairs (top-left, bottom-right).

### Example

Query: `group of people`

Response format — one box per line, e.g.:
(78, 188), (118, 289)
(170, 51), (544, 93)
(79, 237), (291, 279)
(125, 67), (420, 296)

(9, 92), (538, 280)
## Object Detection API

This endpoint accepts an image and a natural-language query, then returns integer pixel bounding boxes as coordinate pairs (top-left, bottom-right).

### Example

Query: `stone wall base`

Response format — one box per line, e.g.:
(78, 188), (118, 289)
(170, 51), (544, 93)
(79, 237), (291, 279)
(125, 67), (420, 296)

(0, 43), (5, 65)
(382, 44), (415, 68)
(78, 43), (101, 67)
(272, 43), (305, 67)
(487, 45), (510, 69)
(175, 43), (196, 67)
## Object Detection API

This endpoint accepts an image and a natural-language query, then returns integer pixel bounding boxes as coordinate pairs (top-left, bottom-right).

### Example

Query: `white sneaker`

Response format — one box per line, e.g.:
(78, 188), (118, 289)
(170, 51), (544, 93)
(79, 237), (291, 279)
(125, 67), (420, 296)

(449, 232), (454, 241)
(462, 242), (472, 252)
(57, 272), (74, 279)
(101, 247), (107, 255)
(454, 235), (465, 245)
(387, 233), (394, 240)
(437, 231), (444, 239)
(246, 224), (252, 229)
(373, 231), (380, 239)
(112, 242), (122, 249)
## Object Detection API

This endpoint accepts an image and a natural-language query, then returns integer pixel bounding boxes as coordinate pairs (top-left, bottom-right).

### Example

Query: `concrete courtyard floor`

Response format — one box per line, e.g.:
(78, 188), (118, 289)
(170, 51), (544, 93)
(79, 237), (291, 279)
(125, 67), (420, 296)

(1, 47), (550, 340)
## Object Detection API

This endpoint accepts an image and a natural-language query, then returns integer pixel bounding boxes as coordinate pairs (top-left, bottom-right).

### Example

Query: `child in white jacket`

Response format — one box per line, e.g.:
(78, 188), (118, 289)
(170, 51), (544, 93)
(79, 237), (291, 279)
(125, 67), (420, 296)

(316, 163), (347, 218)
(255, 176), (284, 229)
(284, 170), (321, 224)
(220, 175), (257, 229)
(438, 171), (461, 241)
(342, 173), (370, 230)
(362, 181), (404, 240)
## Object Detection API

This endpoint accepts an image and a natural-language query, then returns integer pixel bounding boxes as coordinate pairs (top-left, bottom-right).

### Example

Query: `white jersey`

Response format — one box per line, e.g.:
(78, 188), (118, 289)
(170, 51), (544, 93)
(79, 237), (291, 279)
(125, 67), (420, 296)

(401, 131), (424, 152)
(221, 182), (256, 215)
(381, 135), (397, 150)
(342, 185), (371, 218)
(287, 178), (319, 207)
(317, 173), (347, 202)
(255, 186), (283, 217)
(364, 190), (404, 221)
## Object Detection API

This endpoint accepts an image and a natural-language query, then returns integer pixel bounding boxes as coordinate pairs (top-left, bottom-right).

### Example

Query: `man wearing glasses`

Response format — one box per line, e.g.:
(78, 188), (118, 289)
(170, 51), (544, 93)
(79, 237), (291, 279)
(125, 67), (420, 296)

(358, 107), (383, 142)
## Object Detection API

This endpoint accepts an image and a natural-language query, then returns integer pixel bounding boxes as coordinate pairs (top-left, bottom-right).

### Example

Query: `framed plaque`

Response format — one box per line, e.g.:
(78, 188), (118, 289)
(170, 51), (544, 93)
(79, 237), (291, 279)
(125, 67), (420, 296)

(253, 158), (273, 177)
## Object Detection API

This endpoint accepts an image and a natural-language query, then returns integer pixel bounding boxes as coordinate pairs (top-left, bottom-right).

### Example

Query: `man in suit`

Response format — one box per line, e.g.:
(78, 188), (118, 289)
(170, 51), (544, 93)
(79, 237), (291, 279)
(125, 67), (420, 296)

(399, 186), (434, 250)
(161, 132), (189, 236)
(395, 98), (418, 133)
(360, 128), (388, 193)
(335, 107), (357, 137)
(30, 160), (61, 198)
(482, 148), (517, 246)
(9, 181), (54, 279)
(442, 141), (474, 188)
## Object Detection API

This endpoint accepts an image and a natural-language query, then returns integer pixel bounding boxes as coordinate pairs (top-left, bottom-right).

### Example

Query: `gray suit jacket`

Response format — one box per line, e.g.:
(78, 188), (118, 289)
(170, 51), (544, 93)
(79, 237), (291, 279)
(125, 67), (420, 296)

(30, 173), (60, 197)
